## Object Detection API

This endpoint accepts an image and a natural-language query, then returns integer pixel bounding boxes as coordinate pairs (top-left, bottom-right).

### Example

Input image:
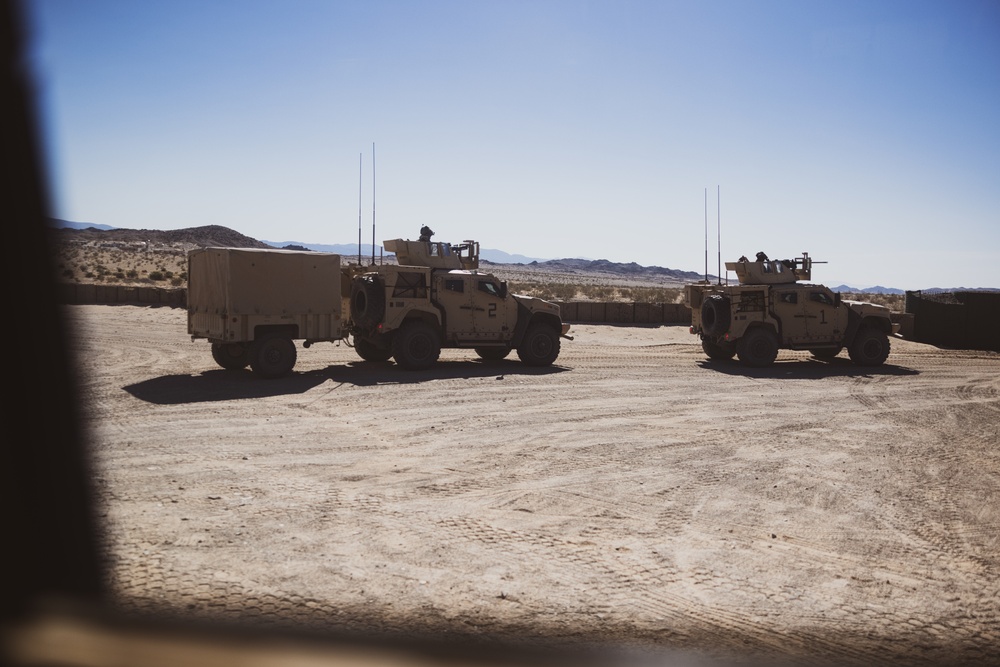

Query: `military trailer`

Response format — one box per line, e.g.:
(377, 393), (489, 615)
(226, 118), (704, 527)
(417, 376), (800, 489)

(349, 238), (571, 370)
(188, 238), (571, 377)
(685, 252), (899, 367)
(187, 247), (345, 378)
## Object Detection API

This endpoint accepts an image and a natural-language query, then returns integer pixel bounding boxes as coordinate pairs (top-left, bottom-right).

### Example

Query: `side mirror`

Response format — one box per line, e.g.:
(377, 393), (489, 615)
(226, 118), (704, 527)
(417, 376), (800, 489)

(834, 293), (842, 307)
(500, 281), (508, 298)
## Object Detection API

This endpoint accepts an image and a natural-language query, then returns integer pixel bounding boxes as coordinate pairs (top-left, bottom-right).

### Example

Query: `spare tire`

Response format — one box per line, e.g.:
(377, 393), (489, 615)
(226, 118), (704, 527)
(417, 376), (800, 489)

(701, 295), (731, 337)
(351, 275), (385, 330)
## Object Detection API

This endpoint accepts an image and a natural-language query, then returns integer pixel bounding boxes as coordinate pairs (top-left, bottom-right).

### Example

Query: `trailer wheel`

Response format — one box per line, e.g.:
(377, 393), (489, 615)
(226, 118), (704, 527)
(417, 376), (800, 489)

(351, 275), (385, 329)
(475, 346), (511, 361)
(701, 295), (731, 336)
(250, 334), (297, 378)
(211, 342), (249, 370)
(848, 327), (890, 366)
(702, 338), (735, 361)
(736, 328), (778, 367)
(354, 336), (392, 362)
(517, 324), (560, 366)
(392, 321), (441, 370)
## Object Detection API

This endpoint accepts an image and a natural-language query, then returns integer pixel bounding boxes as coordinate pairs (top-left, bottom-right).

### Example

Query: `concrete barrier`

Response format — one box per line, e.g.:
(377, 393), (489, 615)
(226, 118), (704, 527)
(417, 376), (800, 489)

(555, 301), (691, 325)
(904, 291), (1000, 351)
(59, 285), (694, 326)
(59, 283), (186, 307)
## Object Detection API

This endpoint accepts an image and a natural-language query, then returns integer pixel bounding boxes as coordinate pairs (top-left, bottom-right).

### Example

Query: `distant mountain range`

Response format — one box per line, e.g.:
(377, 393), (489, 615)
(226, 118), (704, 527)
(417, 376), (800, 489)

(52, 218), (116, 232)
(262, 240), (547, 265)
(49, 219), (997, 292)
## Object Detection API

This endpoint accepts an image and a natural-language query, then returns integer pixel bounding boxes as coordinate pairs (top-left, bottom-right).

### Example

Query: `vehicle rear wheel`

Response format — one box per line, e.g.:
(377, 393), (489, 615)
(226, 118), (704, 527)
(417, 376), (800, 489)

(391, 321), (441, 370)
(249, 334), (297, 378)
(848, 327), (890, 366)
(702, 338), (735, 361)
(475, 346), (511, 361)
(701, 295), (731, 336)
(517, 324), (560, 366)
(810, 347), (842, 360)
(354, 336), (392, 362)
(736, 328), (778, 367)
(211, 342), (249, 370)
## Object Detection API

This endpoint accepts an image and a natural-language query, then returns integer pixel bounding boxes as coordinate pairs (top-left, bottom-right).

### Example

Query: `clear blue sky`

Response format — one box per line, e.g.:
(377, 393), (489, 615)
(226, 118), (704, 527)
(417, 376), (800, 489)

(28, 0), (1000, 289)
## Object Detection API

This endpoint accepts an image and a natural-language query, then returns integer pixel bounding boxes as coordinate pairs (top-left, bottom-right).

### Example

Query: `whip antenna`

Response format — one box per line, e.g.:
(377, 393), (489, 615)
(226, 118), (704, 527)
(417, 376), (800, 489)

(358, 153), (362, 265)
(371, 142), (376, 264)
(717, 185), (721, 284)
(704, 188), (708, 282)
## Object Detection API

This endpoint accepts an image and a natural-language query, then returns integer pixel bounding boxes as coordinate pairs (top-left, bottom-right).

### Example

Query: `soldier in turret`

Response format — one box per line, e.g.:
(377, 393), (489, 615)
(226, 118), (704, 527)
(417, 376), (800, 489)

(419, 226), (434, 242)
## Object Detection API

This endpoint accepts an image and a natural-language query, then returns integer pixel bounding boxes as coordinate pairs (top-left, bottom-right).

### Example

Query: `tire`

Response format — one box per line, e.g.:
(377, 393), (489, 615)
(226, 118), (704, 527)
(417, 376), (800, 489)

(516, 324), (560, 367)
(701, 295), (731, 337)
(211, 342), (249, 370)
(702, 338), (736, 361)
(249, 334), (297, 378)
(736, 328), (778, 367)
(810, 347), (842, 360)
(354, 337), (392, 362)
(475, 346), (511, 361)
(391, 321), (441, 370)
(848, 327), (890, 366)
(350, 275), (385, 330)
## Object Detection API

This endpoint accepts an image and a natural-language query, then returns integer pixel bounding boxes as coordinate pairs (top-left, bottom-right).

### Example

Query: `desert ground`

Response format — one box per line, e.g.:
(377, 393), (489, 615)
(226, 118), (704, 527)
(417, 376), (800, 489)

(61, 305), (997, 666)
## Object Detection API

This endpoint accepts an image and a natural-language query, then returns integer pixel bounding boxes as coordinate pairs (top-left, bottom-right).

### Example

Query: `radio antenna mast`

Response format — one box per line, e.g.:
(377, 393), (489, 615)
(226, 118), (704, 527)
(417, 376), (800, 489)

(371, 142), (376, 264)
(717, 185), (721, 284)
(704, 188), (708, 282)
(358, 153), (362, 265)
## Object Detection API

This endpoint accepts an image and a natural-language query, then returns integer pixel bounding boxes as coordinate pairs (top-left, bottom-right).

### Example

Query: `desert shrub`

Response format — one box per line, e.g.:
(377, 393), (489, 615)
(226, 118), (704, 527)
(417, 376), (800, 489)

(170, 277), (184, 287)
(149, 271), (165, 281)
(126, 269), (139, 279)
(840, 293), (904, 312)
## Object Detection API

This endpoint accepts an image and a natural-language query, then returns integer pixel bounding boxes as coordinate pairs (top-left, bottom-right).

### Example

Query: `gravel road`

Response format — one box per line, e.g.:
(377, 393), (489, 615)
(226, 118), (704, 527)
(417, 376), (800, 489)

(67, 305), (1000, 666)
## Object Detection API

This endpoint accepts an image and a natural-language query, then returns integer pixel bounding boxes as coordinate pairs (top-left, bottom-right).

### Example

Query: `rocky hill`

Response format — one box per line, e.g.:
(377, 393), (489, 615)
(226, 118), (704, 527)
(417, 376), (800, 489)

(51, 224), (271, 249)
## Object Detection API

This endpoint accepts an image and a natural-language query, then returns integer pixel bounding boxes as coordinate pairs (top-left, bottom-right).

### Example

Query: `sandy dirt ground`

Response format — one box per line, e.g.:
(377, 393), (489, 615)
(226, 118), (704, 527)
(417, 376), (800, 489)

(64, 305), (999, 666)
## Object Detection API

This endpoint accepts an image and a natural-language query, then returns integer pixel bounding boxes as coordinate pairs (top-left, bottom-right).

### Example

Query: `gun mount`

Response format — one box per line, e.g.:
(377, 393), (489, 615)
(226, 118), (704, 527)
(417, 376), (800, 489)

(383, 239), (480, 270)
(725, 252), (819, 285)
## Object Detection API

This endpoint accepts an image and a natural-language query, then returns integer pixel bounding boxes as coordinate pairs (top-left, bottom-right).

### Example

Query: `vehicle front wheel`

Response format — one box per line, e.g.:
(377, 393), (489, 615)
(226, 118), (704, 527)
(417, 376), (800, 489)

(391, 321), (441, 370)
(517, 324), (560, 366)
(848, 327), (890, 366)
(250, 334), (297, 378)
(736, 328), (778, 367)
(702, 338), (736, 361)
(211, 342), (249, 370)
(354, 336), (393, 362)
(475, 346), (511, 361)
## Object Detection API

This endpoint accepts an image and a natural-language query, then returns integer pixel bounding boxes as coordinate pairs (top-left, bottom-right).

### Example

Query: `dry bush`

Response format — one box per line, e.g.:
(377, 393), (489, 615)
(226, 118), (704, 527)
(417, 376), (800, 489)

(841, 292), (904, 312)
(509, 281), (684, 304)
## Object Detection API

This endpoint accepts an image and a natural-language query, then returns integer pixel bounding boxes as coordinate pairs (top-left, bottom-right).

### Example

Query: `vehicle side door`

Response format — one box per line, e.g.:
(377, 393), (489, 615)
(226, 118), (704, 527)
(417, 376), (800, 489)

(803, 288), (848, 342)
(434, 273), (475, 339)
(771, 289), (812, 345)
(471, 277), (514, 341)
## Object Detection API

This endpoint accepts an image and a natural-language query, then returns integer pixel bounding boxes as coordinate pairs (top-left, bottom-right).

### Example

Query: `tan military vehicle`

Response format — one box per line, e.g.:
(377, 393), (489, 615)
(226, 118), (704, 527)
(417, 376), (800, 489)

(685, 252), (899, 367)
(349, 238), (571, 370)
(187, 247), (345, 378)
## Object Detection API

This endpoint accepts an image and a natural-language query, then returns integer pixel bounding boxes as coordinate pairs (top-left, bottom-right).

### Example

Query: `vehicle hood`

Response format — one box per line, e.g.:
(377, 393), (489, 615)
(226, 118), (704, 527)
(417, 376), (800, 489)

(513, 294), (561, 314)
